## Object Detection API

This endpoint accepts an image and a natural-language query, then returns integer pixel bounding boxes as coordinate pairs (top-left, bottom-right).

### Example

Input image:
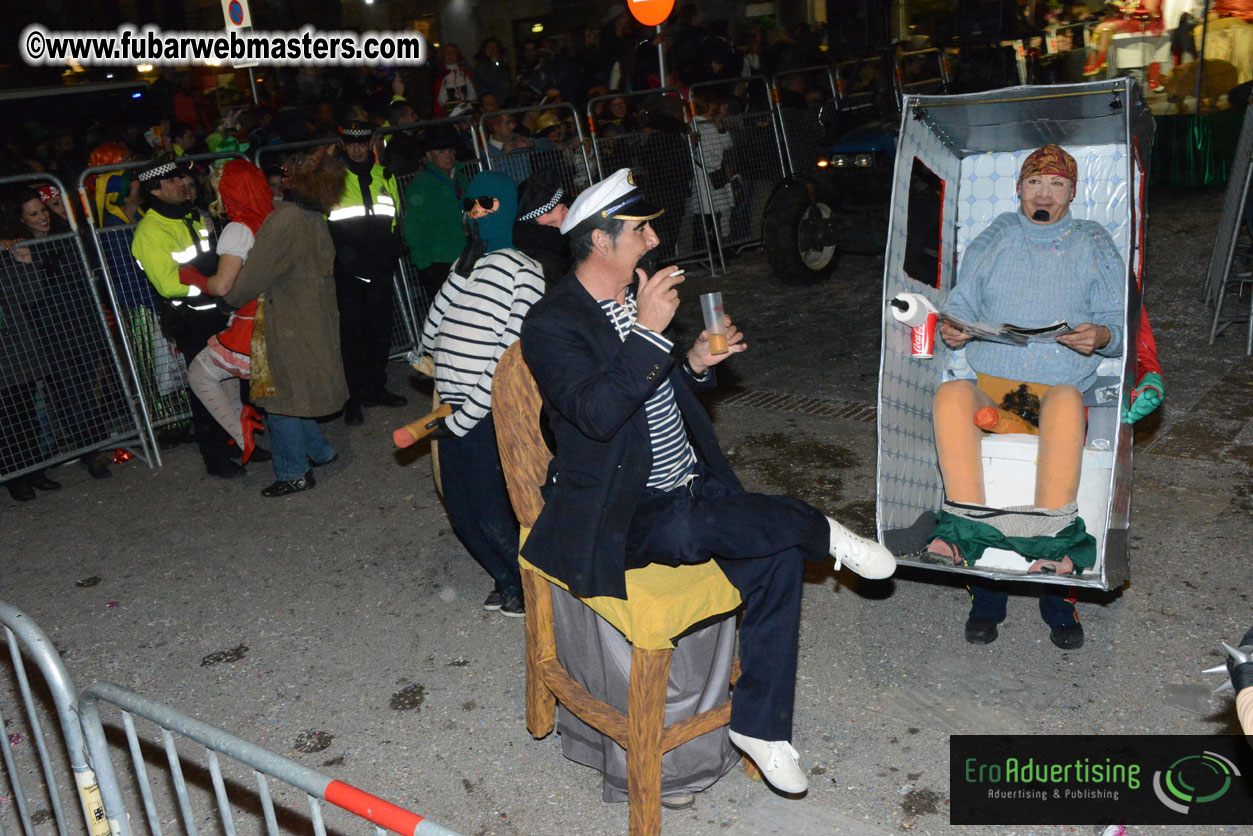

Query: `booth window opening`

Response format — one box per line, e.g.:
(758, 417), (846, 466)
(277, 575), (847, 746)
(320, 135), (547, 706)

(903, 157), (944, 290)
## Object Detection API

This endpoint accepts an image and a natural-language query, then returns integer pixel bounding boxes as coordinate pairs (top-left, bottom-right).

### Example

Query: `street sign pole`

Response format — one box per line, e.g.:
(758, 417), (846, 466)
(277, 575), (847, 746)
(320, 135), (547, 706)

(628, 0), (675, 87)
(221, 0), (259, 103)
(657, 25), (665, 88)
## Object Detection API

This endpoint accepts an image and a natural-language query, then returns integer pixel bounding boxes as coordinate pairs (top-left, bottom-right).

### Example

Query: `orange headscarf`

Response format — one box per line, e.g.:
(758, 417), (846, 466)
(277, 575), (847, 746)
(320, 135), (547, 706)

(1018, 144), (1077, 184)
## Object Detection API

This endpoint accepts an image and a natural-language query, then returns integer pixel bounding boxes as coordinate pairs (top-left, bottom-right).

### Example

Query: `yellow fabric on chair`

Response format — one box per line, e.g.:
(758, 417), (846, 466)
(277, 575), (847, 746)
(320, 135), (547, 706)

(518, 531), (742, 651)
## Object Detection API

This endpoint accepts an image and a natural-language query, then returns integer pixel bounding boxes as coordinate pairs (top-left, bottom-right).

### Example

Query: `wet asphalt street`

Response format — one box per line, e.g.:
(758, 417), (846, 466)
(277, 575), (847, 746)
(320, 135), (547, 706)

(3, 184), (1252, 836)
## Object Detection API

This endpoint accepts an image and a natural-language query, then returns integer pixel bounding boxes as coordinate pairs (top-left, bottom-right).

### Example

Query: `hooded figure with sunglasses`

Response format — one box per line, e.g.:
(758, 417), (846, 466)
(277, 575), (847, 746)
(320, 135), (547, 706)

(418, 171), (545, 616)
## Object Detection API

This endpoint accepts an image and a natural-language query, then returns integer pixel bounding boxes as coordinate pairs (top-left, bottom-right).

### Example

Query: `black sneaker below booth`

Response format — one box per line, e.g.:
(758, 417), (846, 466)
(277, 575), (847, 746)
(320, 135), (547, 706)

(965, 618), (999, 645)
(1050, 623), (1084, 650)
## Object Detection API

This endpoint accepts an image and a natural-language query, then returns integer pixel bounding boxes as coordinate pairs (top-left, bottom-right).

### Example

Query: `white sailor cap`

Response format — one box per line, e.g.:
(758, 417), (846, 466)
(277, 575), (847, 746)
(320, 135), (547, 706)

(559, 168), (662, 237)
(137, 156), (192, 183)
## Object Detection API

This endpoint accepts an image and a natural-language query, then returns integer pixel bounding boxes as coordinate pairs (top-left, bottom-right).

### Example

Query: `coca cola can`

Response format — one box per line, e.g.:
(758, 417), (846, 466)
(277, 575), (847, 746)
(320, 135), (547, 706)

(911, 311), (937, 359)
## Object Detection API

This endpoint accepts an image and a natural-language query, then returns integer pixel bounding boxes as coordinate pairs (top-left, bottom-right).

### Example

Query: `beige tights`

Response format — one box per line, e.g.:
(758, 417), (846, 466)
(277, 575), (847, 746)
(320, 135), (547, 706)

(931, 375), (1085, 573)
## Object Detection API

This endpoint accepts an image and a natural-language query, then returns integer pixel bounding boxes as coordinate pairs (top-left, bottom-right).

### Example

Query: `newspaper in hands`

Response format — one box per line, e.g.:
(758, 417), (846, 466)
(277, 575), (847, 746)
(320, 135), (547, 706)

(939, 313), (1072, 347)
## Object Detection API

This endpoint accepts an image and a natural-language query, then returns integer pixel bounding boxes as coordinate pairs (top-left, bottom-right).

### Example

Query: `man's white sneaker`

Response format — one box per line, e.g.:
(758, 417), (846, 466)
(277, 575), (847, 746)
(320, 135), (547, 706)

(728, 730), (808, 794)
(827, 517), (896, 579)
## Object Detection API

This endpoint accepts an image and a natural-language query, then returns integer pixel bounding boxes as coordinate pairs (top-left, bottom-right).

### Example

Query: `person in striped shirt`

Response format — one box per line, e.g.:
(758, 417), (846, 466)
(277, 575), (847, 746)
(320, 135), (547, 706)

(520, 169), (896, 799)
(419, 171), (544, 617)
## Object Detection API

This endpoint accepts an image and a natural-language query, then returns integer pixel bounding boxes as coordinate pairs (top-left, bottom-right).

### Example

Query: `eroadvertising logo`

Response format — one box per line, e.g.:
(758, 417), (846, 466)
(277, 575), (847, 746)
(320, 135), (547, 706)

(950, 736), (1253, 825)
(1152, 751), (1241, 814)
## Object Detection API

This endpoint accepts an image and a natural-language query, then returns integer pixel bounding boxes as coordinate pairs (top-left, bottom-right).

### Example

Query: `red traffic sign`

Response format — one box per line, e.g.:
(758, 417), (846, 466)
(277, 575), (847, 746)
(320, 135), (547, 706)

(627, 0), (674, 27)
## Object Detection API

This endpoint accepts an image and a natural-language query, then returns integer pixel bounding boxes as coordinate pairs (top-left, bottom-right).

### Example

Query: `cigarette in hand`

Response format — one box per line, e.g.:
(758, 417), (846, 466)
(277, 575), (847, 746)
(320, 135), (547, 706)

(667, 269), (685, 278)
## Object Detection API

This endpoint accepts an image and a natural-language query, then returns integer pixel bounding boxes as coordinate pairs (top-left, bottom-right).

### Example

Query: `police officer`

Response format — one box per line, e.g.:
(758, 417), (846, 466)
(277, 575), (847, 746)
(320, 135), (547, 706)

(131, 155), (242, 478)
(327, 121), (407, 426)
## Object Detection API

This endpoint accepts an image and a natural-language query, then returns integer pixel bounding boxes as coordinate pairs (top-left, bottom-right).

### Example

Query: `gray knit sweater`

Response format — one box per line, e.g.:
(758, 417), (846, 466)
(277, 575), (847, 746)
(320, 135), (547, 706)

(943, 211), (1124, 392)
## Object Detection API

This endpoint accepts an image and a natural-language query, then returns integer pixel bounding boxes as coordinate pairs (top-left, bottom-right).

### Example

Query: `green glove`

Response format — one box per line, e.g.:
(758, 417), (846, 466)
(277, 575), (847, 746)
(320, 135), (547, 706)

(1123, 372), (1163, 424)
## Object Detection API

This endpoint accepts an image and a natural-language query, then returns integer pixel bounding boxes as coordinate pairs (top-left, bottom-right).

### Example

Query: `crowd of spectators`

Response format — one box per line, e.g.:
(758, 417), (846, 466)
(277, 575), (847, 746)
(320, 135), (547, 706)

(0, 6), (843, 499)
(1, 7), (833, 181)
(4, 0), (1166, 504)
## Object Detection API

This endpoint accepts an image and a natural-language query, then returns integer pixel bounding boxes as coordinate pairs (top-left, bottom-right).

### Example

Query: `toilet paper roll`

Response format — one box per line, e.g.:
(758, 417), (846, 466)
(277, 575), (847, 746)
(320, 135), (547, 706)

(889, 292), (938, 328)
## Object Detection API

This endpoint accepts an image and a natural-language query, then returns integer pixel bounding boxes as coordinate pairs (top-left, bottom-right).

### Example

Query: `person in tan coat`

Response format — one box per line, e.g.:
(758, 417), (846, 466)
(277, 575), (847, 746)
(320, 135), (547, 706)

(224, 146), (348, 496)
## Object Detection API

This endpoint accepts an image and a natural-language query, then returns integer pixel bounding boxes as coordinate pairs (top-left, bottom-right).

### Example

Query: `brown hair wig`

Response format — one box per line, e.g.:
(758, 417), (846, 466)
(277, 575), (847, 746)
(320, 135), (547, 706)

(285, 148), (346, 213)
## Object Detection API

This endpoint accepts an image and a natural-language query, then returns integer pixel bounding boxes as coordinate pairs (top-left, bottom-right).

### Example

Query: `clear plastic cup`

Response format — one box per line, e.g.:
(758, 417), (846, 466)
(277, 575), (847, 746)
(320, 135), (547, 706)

(700, 292), (728, 355)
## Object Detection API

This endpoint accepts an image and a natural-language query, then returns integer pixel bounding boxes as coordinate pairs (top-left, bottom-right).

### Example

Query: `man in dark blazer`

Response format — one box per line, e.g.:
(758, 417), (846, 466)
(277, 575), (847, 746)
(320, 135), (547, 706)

(519, 168), (896, 797)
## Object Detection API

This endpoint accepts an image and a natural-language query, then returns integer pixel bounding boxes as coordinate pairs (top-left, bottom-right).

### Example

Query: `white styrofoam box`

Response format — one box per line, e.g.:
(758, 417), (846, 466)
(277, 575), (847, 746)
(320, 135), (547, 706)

(974, 433), (1113, 573)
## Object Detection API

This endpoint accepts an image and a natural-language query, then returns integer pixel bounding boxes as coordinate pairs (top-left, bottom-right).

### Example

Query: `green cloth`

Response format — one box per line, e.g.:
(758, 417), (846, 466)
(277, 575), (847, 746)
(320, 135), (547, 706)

(402, 159), (471, 269)
(1148, 109), (1244, 188)
(932, 510), (1095, 573)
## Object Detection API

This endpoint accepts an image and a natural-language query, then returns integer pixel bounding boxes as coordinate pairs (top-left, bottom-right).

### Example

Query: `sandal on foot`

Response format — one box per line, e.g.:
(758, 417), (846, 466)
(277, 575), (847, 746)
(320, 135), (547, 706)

(1027, 555), (1075, 576)
(920, 538), (964, 566)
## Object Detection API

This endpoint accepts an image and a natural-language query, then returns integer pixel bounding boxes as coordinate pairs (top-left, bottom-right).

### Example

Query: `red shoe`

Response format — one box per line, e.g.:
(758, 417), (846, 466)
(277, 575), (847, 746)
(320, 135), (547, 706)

(1082, 51), (1107, 76)
(240, 405), (265, 465)
(1148, 62), (1165, 93)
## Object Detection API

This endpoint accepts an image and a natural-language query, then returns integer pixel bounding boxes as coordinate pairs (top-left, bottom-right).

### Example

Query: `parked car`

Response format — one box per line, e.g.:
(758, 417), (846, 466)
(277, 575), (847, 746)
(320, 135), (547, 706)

(761, 46), (1029, 284)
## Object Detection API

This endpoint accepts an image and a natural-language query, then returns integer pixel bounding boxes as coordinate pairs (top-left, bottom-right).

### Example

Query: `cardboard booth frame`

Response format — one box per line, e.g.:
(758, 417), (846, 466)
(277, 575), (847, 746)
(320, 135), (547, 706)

(875, 80), (1154, 592)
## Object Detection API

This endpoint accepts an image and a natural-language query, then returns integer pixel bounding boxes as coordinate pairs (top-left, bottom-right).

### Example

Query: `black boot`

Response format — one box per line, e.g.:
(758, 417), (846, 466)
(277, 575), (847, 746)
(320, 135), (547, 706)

(6, 478), (36, 502)
(343, 399), (364, 426)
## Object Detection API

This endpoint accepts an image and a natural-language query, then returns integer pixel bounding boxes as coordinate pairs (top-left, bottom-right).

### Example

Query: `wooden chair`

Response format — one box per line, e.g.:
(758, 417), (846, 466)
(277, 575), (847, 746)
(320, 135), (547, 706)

(492, 343), (756, 836)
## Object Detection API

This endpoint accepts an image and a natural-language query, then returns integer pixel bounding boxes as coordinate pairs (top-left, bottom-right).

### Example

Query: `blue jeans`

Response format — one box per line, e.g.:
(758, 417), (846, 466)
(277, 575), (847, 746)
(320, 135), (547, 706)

(967, 579), (1079, 628)
(267, 414), (335, 481)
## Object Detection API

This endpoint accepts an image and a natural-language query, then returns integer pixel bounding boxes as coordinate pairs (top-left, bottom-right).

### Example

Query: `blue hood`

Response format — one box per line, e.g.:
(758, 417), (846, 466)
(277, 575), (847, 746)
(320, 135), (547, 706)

(466, 171), (517, 252)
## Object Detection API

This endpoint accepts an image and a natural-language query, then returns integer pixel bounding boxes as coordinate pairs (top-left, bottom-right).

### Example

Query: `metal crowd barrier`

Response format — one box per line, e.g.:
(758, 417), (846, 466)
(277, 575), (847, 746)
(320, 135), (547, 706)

(833, 56), (892, 119)
(895, 47), (950, 102)
(770, 65), (839, 181)
(1047, 21), (1093, 53)
(0, 600), (464, 836)
(687, 76), (787, 253)
(0, 173), (152, 486)
(1206, 104), (1253, 352)
(76, 154), (245, 465)
(80, 682), (462, 836)
(586, 88), (721, 271)
(476, 102), (595, 198)
(0, 600), (106, 836)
